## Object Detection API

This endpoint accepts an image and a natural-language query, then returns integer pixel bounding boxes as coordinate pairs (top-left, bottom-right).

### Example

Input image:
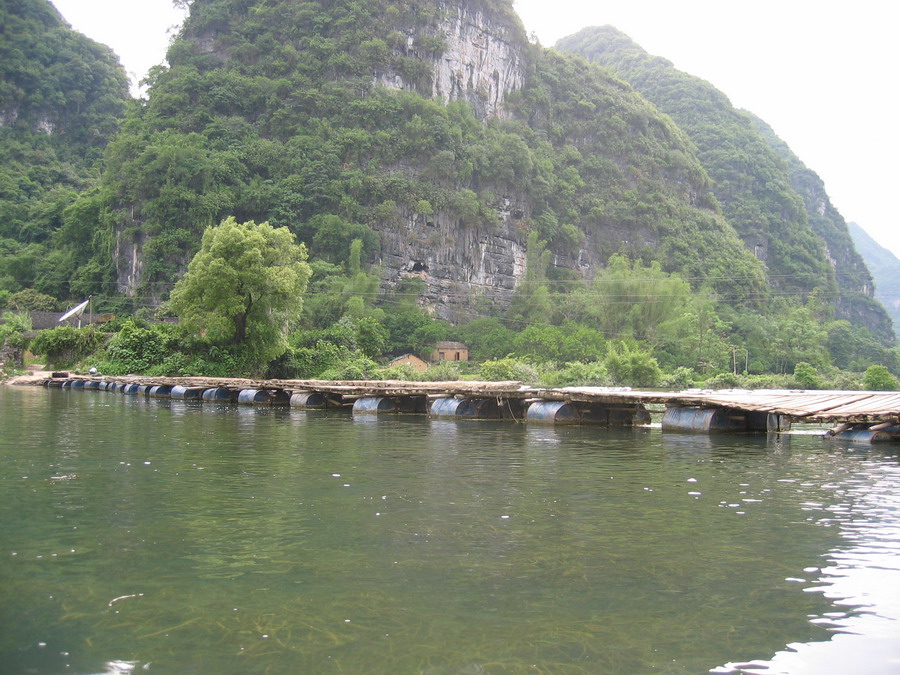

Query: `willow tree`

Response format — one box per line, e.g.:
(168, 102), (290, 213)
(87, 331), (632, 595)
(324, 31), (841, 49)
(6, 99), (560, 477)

(167, 217), (312, 371)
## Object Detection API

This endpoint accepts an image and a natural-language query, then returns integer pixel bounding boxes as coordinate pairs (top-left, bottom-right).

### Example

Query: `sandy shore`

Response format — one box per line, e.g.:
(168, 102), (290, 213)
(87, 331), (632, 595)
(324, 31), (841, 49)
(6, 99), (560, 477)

(3, 370), (54, 385)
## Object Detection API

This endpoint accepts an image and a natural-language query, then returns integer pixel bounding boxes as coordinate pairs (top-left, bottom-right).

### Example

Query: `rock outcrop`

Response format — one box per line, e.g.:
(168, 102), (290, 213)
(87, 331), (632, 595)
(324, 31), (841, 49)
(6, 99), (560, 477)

(377, 3), (527, 120)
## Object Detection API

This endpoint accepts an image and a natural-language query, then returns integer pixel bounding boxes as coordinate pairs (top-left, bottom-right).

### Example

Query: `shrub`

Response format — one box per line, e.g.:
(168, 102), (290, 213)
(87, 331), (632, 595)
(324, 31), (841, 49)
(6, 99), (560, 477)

(478, 357), (539, 384)
(703, 372), (742, 390)
(662, 367), (695, 390)
(604, 344), (662, 388)
(792, 362), (823, 390)
(31, 326), (105, 368)
(0, 311), (32, 350)
(318, 355), (379, 380)
(862, 365), (898, 391)
(373, 365), (421, 381)
(539, 361), (610, 387)
(104, 320), (173, 373)
(420, 361), (463, 381)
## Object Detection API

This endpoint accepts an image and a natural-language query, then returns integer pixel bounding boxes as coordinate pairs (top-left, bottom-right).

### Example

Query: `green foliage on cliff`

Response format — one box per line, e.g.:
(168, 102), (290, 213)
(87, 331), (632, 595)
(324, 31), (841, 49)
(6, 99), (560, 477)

(556, 24), (894, 352)
(554, 27), (842, 299)
(749, 115), (893, 342)
(0, 0), (130, 297)
(67, 0), (764, 306)
(848, 222), (900, 339)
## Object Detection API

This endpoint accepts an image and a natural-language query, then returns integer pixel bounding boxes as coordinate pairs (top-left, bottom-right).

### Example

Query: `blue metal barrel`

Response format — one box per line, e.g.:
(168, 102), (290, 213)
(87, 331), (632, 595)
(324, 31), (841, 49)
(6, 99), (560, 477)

(123, 383), (142, 395)
(237, 389), (290, 406)
(61, 380), (73, 388)
(430, 397), (464, 417)
(526, 400), (578, 424)
(148, 385), (173, 398)
(290, 392), (328, 408)
(72, 380), (86, 389)
(353, 397), (397, 414)
(201, 387), (236, 402)
(109, 382), (124, 393)
(83, 380), (100, 390)
(662, 407), (748, 432)
(136, 385), (152, 396)
(430, 397), (502, 419)
(170, 385), (204, 400)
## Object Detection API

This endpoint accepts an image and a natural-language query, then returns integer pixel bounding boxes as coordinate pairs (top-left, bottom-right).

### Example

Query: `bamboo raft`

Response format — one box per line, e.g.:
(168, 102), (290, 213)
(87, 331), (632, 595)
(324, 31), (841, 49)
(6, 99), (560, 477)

(31, 374), (900, 441)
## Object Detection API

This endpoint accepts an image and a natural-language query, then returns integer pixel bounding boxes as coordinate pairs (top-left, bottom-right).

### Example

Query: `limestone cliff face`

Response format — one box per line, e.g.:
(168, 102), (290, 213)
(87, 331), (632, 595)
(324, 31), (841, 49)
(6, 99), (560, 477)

(374, 194), (528, 321)
(372, 5), (532, 318)
(377, 3), (527, 120)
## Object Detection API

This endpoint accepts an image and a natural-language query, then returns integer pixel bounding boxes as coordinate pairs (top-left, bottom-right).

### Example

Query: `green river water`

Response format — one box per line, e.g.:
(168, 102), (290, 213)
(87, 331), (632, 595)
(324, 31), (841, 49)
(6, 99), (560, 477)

(1, 385), (899, 674)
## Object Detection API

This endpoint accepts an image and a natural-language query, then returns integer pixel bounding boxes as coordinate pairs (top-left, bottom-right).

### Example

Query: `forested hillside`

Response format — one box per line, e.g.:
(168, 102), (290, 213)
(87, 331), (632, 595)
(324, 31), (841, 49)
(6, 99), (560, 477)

(0, 0), (130, 298)
(1, 0), (897, 384)
(556, 26), (893, 343)
(848, 222), (900, 338)
(91, 0), (764, 313)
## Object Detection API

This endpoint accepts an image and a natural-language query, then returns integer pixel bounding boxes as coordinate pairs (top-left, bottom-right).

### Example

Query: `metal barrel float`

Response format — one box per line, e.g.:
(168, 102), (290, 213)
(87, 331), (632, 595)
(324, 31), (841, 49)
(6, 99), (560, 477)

(353, 396), (396, 414)
(526, 401), (574, 424)
(71, 380), (86, 389)
(353, 395), (428, 414)
(148, 385), (173, 398)
(136, 385), (152, 396)
(237, 389), (290, 406)
(123, 383), (142, 395)
(290, 392), (328, 409)
(170, 385), (204, 400)
(662, 407), (750, 433)
(84, 380), (100, 390)
(527, 401), (649, 425)
(826, 423), (900, 444)
(430, 397), (502, 419)
(201, 387), (237, 403)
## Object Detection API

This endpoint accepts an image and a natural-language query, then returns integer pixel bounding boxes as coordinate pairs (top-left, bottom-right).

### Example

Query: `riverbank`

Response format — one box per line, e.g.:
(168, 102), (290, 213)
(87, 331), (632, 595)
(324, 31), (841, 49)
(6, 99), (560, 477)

(2, 369), (52, 385)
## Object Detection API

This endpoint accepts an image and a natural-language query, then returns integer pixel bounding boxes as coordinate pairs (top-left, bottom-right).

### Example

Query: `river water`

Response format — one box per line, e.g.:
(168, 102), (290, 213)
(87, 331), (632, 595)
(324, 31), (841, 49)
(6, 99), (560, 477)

(1, 385), (899, 674)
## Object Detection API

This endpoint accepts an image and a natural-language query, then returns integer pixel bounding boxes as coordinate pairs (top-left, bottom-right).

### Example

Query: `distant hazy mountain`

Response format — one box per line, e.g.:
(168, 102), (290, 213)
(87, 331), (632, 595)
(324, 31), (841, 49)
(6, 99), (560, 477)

(848, 223), (900, 338)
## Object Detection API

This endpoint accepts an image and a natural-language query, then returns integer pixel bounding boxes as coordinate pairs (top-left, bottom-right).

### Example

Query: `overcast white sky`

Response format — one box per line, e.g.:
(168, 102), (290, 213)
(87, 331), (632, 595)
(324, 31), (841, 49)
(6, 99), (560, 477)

(50, 0), (900, 258)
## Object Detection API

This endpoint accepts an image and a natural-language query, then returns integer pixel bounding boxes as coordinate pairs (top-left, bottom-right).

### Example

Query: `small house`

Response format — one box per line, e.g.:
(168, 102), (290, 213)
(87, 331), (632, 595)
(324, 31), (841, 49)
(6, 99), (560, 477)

(432, 341), (469, 362)
(388, 353), (429, 373)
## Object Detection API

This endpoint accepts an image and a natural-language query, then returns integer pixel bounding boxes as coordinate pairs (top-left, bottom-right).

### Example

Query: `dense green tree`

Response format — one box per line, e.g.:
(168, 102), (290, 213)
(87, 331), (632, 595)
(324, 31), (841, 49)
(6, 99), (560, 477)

(455, 317), (516, 361)
(167, 217), (311, 371)
(0, 0), (129, 297)
(862, 365), (898, 391)
(603, 342), (662, 387)
(7, 288), (58, 310)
